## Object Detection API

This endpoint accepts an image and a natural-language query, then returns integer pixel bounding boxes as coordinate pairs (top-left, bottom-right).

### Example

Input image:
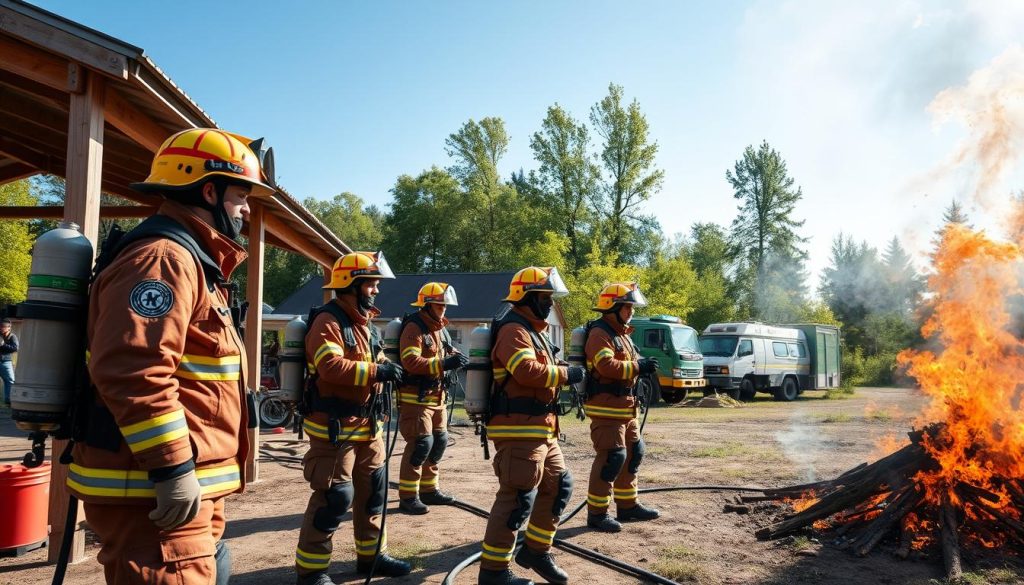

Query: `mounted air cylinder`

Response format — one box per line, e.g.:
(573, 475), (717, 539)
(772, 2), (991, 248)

(568, 326), (588, 397)
(383, 317), (402, 364)
(463, 323), (491, 418)
(277, 316), (307, 403)
(11, 222), (94, 432)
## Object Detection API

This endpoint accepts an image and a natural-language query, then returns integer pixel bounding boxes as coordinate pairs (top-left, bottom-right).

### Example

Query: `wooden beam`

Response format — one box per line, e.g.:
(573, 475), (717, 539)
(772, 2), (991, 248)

(0, 33), (68, 91)
(268, 192), (348, 258)
(0, 205), (154, 219)
(263, 212), (335, 268)
(104, 87), (170, 152)
(0, 6), (129, 81)
(323, 265), (333, 304)
(0, 67), (68, 105)
(0, 161), (35, 184)
(244, 202), (265, 484)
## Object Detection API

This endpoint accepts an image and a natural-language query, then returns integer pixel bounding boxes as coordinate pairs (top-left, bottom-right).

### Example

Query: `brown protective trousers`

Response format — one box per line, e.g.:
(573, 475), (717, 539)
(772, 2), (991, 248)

(397, 402), (446, 499)
(480, 438), (567, 571)
(295, 435), (386, 576)
(587, 417), (641, 514)
(83, 498), (224, 585)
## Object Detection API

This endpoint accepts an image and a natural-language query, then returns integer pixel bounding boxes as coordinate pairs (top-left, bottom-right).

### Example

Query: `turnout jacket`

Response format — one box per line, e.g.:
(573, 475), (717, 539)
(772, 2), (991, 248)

(303, 295), (383, 443)
(488, 306), (568, 441)
(398, 310), (450, 407)
(584, 314), (640, 420)
(70, 200), (249, 504)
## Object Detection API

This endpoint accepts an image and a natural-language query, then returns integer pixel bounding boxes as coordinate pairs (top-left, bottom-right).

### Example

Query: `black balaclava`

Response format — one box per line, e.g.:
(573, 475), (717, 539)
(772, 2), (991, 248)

(344, 282), (376, 315)
(522, 293), (553, 321)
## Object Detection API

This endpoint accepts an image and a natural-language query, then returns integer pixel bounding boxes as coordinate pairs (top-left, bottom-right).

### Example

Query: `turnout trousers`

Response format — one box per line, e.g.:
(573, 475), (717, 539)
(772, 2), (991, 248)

(480, 438), (569, 571)
(294, 436), (387, 576)
(83, 498), (225, 585)
(397, 401), (447, 499)
(586, 417), (642, 514)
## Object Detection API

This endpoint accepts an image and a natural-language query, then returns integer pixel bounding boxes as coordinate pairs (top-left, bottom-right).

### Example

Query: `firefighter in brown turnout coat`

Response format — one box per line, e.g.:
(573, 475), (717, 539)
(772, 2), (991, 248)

(397, 282), (468, 514)
(479, 267), (585, 585)
(583, 283), (661, 533)
(294, 252), (411, 585)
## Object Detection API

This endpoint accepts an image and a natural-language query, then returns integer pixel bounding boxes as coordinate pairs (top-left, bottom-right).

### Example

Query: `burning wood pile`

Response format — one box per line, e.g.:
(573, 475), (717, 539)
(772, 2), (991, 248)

(743, 221), (1024, 580)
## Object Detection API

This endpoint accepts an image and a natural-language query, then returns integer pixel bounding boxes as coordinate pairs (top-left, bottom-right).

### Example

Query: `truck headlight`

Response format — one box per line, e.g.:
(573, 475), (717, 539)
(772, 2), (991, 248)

(720, 366), (729, 375)
(672, 368), (683, 378)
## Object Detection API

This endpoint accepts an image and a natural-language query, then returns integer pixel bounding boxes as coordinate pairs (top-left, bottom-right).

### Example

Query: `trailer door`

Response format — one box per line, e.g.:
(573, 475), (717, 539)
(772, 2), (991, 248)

(816, 332), (827, 387)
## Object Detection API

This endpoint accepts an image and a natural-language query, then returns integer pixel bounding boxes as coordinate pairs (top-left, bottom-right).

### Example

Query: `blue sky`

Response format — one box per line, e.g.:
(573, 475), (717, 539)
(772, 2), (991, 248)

(32, 1), (1024, 287)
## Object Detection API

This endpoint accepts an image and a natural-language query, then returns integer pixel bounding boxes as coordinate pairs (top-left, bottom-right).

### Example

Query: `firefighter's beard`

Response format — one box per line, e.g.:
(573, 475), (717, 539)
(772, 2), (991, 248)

(213, 200), (243, 241)
(358, 292), (377, 313)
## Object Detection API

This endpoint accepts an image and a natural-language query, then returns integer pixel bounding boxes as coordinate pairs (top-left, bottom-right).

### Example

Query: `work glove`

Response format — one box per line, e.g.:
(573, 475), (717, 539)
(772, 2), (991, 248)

(638, 357), (660, 375)
(566, 366), (586, 385)
(149, 469), (201, 530)
(376, 362), (404, 385)
(442, 352), (469, 371)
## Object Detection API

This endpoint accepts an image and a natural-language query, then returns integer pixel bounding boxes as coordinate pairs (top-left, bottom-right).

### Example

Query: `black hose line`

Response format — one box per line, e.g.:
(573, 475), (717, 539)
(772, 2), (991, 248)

(364, 381), (401, 585)
(51, 494), (78, 585)
(440, 484), (768, 585)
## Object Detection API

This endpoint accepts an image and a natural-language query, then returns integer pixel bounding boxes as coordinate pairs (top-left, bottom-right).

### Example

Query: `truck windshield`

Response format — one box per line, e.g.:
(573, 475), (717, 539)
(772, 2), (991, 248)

(699, 335), (738, 357)
(671, 327), (699, 352)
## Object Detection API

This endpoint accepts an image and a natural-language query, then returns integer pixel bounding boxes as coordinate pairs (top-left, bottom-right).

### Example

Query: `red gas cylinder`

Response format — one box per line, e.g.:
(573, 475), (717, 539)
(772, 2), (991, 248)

(0, 462), (50, 551)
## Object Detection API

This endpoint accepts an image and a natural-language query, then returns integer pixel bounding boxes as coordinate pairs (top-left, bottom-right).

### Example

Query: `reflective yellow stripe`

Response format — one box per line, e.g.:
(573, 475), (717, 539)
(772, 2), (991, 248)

(493, 368), (507, 381)
(398, 391), (443, 406)
(120, 410), (188, 453)
(67, 463), (239, 498)
(353, 361), (370, 386)
(545, 365), (558, 388)
(485, 425), (556, 440)
(613, 487), (638, 500)
(584, 404), (635, 419)
(314, 342), (344, 368)
(420, 476), (438, 486)
(401, 346), (421, 359)
(398, 480), (419, 490)
(481, 542), (514, 561)
(175, 354), (242, 381)
(587, 493), (611, 507)
(355, 534), (386, 555)
(295, 547), (331, 569)
(594, 348), (614, 363)
(622, 360), (634, 380)
(302, 418), (378, 442)
(525, 522), (556, 545)
(506, 348), (534, 375)
(428, 357), (441, 376)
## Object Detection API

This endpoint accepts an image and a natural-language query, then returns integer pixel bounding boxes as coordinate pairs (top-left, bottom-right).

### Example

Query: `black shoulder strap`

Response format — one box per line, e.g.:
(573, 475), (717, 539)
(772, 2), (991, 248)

(498, 309), (552, 362)
(586, 319), (625, 353)
(314, 302), (357, 349)
(94, 215), (223, 290)
(403, 311), (453, 352)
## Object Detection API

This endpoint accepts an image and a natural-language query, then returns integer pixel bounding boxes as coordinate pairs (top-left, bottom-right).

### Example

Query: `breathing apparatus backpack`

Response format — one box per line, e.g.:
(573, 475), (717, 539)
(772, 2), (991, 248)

(393, 311), (458, 402)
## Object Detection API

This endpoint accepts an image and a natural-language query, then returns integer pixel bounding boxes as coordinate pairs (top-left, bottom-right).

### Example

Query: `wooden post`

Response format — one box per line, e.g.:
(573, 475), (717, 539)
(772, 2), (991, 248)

(323, 264), (333, 303)
(49, 70), (104, 565)
(244, 203), (265, 483)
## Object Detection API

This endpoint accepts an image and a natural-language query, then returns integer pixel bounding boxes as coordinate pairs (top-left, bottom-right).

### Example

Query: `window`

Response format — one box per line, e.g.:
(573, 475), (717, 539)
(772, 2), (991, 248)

(737, 339), (754, 357)
(772, 341), (789, 357)
(788, 342), (806, 358)
(644, 329), (664, 348)
(699, 335), (738, 357)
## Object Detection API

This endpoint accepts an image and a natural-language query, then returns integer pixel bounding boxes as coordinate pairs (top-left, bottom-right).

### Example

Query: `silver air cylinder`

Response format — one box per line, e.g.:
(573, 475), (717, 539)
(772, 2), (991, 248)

(463, 323), (491, 417)
(383, 317), (402, 364)
(277, 316), (307, 403)
(12, 221), (94, 432)
(568, 326), (588, 397)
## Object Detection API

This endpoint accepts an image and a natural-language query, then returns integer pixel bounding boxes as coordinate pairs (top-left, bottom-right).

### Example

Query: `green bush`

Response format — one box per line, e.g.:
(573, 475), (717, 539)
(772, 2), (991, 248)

(841, 347), (900, 388)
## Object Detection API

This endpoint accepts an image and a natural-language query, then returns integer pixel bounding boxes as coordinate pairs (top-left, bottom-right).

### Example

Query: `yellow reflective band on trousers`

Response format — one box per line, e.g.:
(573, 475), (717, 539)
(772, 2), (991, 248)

(587, 493), (611, 507)
(420, 475), (438, 487)
(584, 404), (635, 420)
(314, 342), (344, 368)
(66, 463), (241, 498)
(295, 547), (330, 570)
(481, 542), (514, 563)
(614, 487), (638, 500)
(355, 533), (386, 556)
(485, 425), (556, 440)
(175, 354), (241, 381)
(398, 479), (419, 491)
(525, 522), (556, 545)
(398, 390), (443, 406)
(303, 418), (379, 442)
(120, 409), (188, 453)
(506, 348), (535, 375)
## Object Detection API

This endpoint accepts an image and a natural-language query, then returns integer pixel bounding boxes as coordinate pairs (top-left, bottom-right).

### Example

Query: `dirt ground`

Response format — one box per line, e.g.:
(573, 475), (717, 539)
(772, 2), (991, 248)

(2, 387), (1022, 585)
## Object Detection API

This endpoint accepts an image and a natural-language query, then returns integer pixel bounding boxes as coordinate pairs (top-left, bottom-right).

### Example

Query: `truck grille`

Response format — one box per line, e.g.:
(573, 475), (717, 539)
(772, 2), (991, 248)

(679, 368), (702, 378)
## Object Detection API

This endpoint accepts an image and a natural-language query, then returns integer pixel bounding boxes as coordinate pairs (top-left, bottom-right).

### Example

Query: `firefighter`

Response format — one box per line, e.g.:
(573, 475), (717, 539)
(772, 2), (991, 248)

(71, 128), (275, 584)
(397, 282), (468, 514)
(294, 251), (411, 585)
(583, 282), (661, 533)
(479, 267), (585, 585)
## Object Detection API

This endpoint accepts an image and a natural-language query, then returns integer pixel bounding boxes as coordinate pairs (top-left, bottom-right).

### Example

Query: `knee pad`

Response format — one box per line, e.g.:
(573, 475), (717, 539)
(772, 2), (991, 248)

(410, 434), (434, 467)
(366, 466), (387, 516)
(313, 481), (354, 533)
(507, 488), (537, 531)
(628, 439), (646, 475)
(552, 470), (574, 517)
(214, 540), (231, 585)
(600, 447), (627, 482)
(428, 431), (449, 464)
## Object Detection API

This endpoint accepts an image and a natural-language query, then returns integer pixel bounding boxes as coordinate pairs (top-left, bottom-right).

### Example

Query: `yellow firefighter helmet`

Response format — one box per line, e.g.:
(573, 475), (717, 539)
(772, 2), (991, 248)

(132, 128), (276, 198)
(593, 282), (648, 312)
(411, 282), (459, 307)
(323, 251), (395, 290)
(503, 266), (569, 302)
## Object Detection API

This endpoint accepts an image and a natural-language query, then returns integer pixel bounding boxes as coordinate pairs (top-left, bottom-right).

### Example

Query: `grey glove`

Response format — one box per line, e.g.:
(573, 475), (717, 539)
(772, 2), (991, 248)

(376, 362), (404, 384)
(566, 366), (586, 385)
(442, 352), (469, 371)
(149, 469), (201, 530)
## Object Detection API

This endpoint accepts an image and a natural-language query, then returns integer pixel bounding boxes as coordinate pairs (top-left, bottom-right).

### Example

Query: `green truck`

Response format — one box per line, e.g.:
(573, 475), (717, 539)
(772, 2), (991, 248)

(628, 315), (706, 403)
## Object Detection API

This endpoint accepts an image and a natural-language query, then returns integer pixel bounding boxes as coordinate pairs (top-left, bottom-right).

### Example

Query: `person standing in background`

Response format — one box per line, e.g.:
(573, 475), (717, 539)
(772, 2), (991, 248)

(0, 318), (17, 406)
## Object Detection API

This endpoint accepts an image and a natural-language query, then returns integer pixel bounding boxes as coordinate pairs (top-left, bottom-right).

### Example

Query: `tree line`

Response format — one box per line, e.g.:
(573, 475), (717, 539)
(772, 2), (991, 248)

(1, 82), (953, 388)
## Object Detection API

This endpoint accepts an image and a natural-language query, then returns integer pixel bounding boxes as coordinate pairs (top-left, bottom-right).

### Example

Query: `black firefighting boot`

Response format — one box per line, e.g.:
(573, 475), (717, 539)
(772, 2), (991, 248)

(295, 571), (335, 585)
(514, 546), (568, 585)
(587, 512), (622, 532)
(356, 553), (412, 577)
(617, 502), (660, 522)
(420, 489), (456, 505)
(478, 568), (535, 585)
(399, 497), (429, 515)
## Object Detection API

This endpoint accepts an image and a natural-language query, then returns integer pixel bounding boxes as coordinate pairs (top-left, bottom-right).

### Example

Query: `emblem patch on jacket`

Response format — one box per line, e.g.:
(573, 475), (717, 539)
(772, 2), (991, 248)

(130, 280), (174, 317)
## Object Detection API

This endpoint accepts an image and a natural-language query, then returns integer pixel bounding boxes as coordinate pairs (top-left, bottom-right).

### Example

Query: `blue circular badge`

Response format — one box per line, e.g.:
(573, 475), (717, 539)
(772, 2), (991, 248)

(129, 280), (174, 318)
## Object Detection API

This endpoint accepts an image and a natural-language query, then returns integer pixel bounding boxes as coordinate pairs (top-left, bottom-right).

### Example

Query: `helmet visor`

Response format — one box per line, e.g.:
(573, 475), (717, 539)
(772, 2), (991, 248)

(437, 285), (459, 306)
(622, 284), (648, 307)
(546, 267), (570, 299)
(372, 251), (396, 280)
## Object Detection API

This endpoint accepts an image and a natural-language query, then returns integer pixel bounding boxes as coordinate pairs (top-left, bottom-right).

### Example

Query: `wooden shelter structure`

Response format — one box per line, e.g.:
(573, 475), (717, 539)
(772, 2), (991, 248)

(0, 0), (346, 564)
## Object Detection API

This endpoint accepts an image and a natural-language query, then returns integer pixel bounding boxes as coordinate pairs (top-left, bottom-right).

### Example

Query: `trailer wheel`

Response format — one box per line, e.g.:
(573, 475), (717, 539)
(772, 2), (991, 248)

(774, 377), (799, 402)
(259, 396), (294, 428)
(739, 378), (757, 401)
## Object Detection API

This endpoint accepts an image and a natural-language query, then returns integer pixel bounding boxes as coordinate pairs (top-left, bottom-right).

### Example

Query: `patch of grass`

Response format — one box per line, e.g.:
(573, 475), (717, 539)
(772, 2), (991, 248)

(650, 559), (709, 582)
(867, 410), (893, 422)
(660, 544), (701, 559)
(824, 388), (855, 400)
(385, 541), (438, 570)
(691, 442), (751, 458)
(790, 536), (815, 551)
(958, 567), (1024, 585)
(820, 412), (852, 423)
